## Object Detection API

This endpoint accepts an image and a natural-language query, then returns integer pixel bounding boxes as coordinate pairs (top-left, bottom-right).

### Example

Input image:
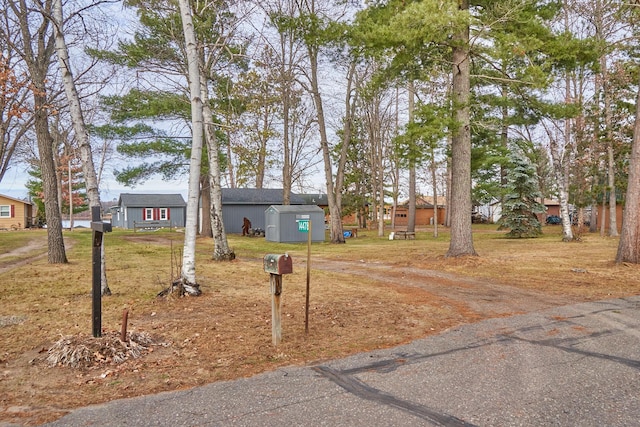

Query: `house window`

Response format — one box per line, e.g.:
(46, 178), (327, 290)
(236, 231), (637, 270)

(144, 208), (153, 221)
(0, 205), (13, 218)
(144, 207), (170, 221)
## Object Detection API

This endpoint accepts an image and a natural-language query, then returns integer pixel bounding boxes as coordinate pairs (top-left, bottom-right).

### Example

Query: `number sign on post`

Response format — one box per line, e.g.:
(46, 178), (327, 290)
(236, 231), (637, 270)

(297, 219), (309, 233)
(297, 216), (312, 334)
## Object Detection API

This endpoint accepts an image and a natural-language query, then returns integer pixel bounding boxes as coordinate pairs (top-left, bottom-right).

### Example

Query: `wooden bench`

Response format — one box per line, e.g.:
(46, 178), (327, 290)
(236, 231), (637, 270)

(394, 230), (415, 240)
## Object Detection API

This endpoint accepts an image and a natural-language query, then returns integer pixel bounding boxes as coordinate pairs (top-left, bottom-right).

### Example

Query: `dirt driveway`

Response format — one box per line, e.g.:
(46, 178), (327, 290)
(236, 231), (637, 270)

(312, 258), (578, 319)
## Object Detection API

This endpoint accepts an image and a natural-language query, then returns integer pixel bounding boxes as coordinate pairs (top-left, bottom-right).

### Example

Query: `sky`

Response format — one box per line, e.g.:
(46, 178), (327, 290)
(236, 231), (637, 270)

(0, 165), (191, 203)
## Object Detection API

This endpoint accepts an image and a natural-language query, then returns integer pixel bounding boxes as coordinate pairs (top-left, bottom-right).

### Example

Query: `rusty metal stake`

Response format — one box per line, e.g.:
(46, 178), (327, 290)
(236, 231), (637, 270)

(121, 309), (129, 342)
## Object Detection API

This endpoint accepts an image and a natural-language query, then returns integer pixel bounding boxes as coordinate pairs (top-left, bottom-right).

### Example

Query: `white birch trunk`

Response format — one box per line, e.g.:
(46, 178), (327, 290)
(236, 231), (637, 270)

(200, 73), (234, 261)
(178, 0), (203, 294)
(52, 0), (110, 294)
(546, 126), (574, 242)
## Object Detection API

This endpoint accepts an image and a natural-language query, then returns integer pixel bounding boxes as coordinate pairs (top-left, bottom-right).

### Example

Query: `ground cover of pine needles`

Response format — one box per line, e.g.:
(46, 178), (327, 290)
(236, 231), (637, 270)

(1, 225), (639, 425)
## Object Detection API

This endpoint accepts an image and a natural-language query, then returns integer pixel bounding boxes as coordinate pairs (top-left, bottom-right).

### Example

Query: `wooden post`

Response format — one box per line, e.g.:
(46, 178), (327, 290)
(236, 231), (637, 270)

(270, 273), (283, 345)
(90, 206), (111, 338)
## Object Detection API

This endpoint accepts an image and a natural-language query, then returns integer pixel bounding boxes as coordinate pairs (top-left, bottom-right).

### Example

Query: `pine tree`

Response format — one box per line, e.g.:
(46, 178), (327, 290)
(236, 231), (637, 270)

(497, 152), (545, 238)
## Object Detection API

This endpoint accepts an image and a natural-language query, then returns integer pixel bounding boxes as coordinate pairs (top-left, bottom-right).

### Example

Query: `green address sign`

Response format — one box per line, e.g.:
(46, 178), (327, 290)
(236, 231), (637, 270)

(297, 219), (309, 233)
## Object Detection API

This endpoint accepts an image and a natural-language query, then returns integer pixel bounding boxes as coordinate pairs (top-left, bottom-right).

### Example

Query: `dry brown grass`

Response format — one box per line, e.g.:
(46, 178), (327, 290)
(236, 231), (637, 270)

(1, 225), (639, 426)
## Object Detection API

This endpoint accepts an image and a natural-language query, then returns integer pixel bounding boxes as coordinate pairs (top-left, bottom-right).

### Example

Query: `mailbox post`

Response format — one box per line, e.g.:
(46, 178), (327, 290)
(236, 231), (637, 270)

(263, 254), (293, 345)
(90, 206), (112, 338)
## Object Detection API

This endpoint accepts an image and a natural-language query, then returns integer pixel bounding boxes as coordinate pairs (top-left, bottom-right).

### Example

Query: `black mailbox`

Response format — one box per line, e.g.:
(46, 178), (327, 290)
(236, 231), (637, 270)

(264, 254), (293, 275)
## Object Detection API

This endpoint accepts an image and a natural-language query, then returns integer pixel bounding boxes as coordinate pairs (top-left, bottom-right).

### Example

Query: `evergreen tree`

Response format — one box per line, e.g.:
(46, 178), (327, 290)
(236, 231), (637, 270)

(497, 151), (545, 238)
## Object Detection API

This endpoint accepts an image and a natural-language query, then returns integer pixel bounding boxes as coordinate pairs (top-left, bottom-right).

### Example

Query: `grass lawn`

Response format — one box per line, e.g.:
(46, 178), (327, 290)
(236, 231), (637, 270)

(1, 224), (639, 425)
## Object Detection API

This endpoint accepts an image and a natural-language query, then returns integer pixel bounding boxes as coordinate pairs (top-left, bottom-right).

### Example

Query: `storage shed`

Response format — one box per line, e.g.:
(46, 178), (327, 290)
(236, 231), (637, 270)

(265, 205), (325, 243)
(222, 188), (306, 234)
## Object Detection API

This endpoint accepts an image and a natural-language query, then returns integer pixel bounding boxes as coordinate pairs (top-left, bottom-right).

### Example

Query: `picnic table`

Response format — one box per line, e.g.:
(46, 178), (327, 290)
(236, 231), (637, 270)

(394, 230), (415, 240)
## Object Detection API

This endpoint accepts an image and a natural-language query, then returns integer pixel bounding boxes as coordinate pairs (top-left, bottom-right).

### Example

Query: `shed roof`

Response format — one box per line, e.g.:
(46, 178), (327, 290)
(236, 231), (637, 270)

(266, 204), (324, 213)
(118, 193), (186, 207)
(222, 188), (305, 205)
(298, 193), (328, 205)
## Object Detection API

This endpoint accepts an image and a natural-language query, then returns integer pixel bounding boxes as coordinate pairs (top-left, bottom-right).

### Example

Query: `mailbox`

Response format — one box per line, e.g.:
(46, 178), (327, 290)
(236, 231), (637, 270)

(264, 254), (293, 275)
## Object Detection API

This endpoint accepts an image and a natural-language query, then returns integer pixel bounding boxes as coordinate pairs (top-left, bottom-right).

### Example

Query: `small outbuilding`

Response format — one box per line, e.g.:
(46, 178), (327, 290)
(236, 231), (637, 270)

(111, 193), (186, 229)
(222, 188), (306, 234)
(265, 205), (325, 243)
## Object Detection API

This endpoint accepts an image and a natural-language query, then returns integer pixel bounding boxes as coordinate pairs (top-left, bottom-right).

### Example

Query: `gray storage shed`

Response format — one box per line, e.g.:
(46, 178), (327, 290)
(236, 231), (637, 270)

(265, 205), (325, 243)
(222, 188), (306, 234)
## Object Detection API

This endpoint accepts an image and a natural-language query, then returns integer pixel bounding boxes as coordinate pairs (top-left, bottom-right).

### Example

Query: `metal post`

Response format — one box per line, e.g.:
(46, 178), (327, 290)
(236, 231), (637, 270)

(91, 206), (102, 337)
(90, 206), (111, 338)
(305, 220), (311, 334)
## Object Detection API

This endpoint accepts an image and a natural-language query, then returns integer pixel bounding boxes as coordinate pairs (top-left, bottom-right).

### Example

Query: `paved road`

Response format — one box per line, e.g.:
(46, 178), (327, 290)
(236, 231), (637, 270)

(43, 296), (640, 426)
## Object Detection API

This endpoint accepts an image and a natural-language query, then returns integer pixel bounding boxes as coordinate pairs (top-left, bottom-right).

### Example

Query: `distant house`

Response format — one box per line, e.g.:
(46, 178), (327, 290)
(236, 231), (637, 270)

(0, 194), (34, 229)
(222, 188), (306, 234)
(475, 199), (501, 224)
(111, 193), (186, 229)
(394, 196), (446, 227)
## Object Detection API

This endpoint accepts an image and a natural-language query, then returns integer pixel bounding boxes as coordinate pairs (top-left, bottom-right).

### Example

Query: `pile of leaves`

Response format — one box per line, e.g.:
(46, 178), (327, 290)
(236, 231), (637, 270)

(45, 331), (165, 368)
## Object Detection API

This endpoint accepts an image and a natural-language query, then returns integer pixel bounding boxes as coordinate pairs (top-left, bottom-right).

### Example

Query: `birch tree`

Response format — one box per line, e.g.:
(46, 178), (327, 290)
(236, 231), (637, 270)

(51, 0), (111, 294)
(177, 0), (203, 295)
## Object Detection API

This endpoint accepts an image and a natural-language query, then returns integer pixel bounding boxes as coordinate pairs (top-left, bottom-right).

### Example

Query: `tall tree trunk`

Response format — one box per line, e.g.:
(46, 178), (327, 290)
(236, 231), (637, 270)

(547, 127), (574, 242)
(35, 94), (67, 264)
(200, 174), (212, 238)
(390, 87), (400, 231)
(224, 123), (236, 189)
(445, 133), (452, 228)
(378, 135), (385, 237)
(52, 0), (110, 293)
(11, 0), (66, 263)
(201, 71), (234, 260)
(603, 63), (618, 237)
(600, 190), (606, 237)
(589, 202), (597, 233)
(446, 0), (476, 257)
(177, 0), (203, 295)
(256, 111), (268, 189)
(615, 78), (640, 263)
(407, 81), (416, 234)
(430, 147), (439, 238)
(337, 62), (357, 235)
(593, 0), (617, 237)
(592, 0), (604, 236)
(308, 45), (346, 243)
(282, 67), (292, 205)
